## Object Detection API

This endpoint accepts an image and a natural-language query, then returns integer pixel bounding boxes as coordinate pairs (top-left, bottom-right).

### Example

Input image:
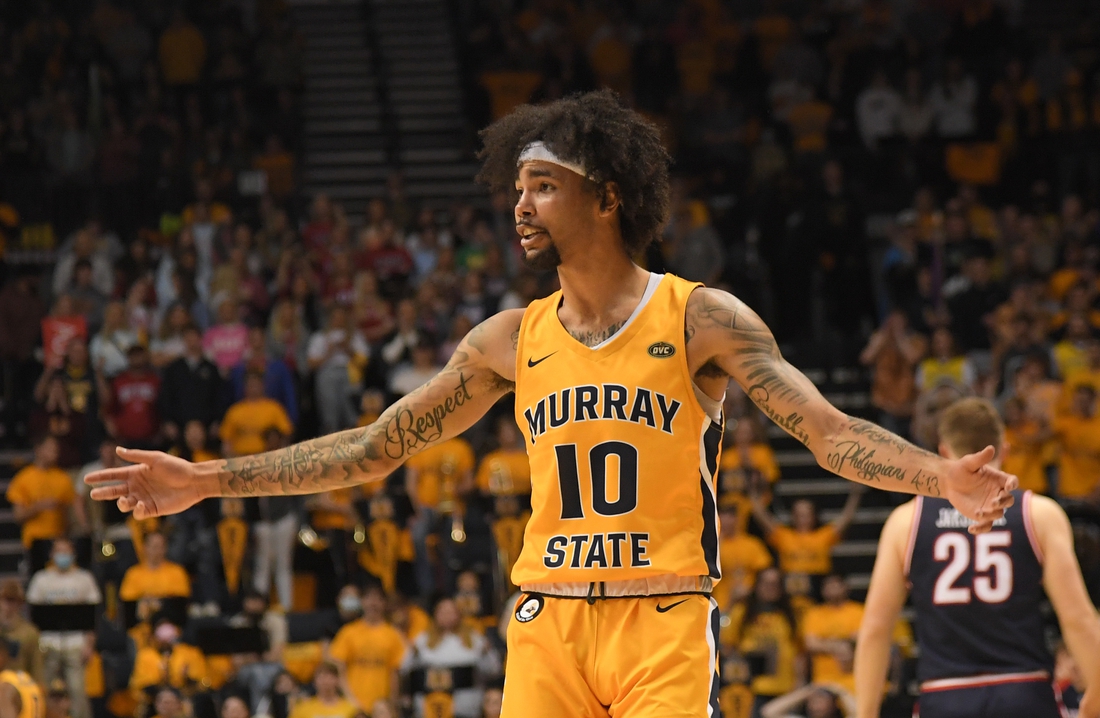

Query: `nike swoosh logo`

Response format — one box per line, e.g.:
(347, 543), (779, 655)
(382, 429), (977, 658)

(655, 599), (689, 613)
(527, 352), (557, 368)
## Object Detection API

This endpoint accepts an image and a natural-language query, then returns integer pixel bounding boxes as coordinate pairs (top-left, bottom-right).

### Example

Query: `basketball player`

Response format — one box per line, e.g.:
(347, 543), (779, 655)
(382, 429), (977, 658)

(0, 640), (43, 718)
(87, 91), (1017, 717)
(854, 398), (1100, 718)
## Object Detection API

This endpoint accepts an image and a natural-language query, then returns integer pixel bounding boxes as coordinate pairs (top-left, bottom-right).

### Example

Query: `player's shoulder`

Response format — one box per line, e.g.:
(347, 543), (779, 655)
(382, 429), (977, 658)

(1024, 491), (1071, 538)
(880, 499), (919, 546)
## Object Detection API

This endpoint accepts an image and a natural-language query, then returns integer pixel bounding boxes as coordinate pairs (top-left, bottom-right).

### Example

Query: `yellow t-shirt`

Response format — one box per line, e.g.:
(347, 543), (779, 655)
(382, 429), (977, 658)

(720, 444), (780, 483)
(475, 449), (532, 496)
(288, 697), (357, 718)
(769, 525), (838, 576)
(1003, 423), (1048, 493)
(1053, 415), (1100, 498)
(219, 398), (293, 456)
(404, 438), (475, 509)
(712, 534), (773, 609)
(0, 669), (42, 718)
(282, 642), (324, 685)
(724, 604), (797, 697)
(328, 620), (407, 709)
(801, 600), (864, 684)
(719, 684), (753, 718)
(158, 24), (206, 85)
(119, 562), (192, 601)
(917, 356), (970, 390)
(311, 488), (355, 531)
(6, 465), (75, 547)
(129, 644), (206, 692)
(1053, 341), (1089, 380)
(404, 605), (431, 642)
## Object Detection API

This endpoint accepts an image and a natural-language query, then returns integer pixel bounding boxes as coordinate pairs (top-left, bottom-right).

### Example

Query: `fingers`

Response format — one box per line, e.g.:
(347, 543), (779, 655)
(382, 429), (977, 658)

(116, 446), (161, 464)
(959, 445), (996, 470)
(83, 465), (138, 485)
(968, 520), (994, 535)
(89, 484), (128, 501)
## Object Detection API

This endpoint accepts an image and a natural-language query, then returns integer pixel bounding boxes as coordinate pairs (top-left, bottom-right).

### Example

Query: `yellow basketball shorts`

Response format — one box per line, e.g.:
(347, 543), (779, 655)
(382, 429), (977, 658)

(501, 592), (720, 718)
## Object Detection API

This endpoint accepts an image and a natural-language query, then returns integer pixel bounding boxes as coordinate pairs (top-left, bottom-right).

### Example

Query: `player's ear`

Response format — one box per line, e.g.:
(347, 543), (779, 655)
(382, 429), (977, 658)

(937, 441), (956, 460)
(598, 182), (621, 217)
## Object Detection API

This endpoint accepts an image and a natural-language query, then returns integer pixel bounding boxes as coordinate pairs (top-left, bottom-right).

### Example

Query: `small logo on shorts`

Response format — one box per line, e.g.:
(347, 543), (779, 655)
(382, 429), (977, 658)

(515, 595), (544, 623)
(648, 342), (675, 358)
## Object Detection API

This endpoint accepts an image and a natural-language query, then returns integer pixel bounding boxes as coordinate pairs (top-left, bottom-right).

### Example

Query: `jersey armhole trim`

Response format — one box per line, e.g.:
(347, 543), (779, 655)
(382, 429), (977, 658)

(1022, 490), (1044, 565)
(903, 497), (923, 578)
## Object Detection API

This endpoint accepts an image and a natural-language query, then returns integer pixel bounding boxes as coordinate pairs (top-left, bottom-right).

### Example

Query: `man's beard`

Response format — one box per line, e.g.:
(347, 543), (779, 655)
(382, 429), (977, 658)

(522, 241), (562, 271)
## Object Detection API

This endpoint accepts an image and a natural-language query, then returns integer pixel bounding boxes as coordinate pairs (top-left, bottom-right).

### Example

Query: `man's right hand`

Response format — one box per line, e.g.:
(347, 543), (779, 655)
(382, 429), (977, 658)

(84, 448), (212, 519)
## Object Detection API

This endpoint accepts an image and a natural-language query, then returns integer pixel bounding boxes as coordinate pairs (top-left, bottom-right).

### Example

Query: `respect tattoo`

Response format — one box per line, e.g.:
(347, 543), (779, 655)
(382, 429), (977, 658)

(382, 373), (474, 459)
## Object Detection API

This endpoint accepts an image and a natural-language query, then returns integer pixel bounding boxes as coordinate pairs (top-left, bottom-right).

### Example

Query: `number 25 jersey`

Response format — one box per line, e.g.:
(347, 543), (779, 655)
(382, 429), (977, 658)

(511, 273), (724, 587)
(907, 490), (1050, 681)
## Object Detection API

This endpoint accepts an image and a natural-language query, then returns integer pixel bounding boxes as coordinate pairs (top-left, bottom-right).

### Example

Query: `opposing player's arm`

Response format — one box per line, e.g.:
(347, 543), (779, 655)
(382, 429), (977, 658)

(85, 311), (524, 519)
(1031, 494), (1100, 715)
(853, 501), (914, 718)
(686, 287), (1015, 530)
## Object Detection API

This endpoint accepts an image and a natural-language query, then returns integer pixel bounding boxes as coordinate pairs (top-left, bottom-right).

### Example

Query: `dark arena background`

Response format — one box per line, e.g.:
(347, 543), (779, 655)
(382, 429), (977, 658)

(0, 0), (1097, 717)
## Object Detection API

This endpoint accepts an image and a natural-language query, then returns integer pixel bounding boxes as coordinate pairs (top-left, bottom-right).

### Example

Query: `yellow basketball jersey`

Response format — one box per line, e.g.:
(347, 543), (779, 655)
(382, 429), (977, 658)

(511, 273), (723, 586)
(0, 670), (42, 718)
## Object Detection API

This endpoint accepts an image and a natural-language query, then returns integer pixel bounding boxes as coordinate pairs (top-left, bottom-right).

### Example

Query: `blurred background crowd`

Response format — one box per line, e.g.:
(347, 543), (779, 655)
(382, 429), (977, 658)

(0, 0), (1097, 717)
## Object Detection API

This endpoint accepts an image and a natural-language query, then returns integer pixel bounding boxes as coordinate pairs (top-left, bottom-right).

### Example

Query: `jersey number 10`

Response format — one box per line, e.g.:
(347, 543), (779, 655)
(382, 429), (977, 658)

(932, 531), (1013, 605)
(555, 441), (639, 519)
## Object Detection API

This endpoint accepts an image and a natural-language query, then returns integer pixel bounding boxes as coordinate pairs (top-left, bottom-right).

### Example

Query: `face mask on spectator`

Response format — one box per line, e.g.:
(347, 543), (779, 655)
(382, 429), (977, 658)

(339, 596), (362, 615)
(53, 553), (73, 570)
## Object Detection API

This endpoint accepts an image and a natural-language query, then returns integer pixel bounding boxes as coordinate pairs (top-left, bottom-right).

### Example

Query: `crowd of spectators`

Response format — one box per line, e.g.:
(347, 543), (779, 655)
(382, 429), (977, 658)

(0, 0), (1096, 718)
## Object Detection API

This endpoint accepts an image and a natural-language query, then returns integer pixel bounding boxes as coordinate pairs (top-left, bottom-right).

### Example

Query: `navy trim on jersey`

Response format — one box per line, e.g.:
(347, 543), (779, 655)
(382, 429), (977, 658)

(708, 598), (721, 717)
(699, 418), (723, 578)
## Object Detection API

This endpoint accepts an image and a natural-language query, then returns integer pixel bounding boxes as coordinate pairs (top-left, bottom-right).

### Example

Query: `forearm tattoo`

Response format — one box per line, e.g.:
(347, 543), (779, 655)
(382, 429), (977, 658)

(216, 319), (514, 497)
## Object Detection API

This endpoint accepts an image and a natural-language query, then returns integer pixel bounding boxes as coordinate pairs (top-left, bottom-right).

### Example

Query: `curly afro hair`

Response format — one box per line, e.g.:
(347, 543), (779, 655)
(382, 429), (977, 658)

(476, 89), (671, 258)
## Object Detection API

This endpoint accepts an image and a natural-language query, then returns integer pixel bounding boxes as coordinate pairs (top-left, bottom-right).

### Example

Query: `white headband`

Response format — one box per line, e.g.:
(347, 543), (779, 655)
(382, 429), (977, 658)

(517, 141), (590, 179)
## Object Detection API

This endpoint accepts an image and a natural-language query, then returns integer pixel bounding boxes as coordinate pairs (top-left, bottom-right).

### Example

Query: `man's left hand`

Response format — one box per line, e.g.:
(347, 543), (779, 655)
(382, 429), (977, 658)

(942, 446), (1018, 534)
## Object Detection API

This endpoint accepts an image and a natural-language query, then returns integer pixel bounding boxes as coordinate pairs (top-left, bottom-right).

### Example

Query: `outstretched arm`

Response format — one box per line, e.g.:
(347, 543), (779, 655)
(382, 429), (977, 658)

(85, 311), (524, 519)
(830, 486), (863, 537)
(685, 288), (1015, 532)
(749, 488), (780, 536)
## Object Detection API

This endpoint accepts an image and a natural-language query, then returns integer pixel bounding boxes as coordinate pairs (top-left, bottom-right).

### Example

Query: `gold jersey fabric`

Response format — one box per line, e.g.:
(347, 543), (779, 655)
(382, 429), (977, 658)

(0, 670), (42, 718)
(511, 274), (722, 586)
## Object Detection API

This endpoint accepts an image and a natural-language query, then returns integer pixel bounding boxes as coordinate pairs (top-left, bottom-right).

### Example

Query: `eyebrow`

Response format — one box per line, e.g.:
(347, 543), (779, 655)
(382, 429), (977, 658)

(517, 165), (558, 180)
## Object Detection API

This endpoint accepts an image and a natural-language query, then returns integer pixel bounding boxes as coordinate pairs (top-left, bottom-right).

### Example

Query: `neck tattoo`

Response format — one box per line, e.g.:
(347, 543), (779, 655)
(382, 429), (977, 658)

(570, 320), (626, 348)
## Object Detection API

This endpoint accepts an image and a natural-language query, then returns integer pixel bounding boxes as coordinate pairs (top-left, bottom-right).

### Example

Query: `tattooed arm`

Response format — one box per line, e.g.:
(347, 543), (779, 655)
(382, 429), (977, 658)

(685, 288), (1016, 532)
(84, 310), (525, 519)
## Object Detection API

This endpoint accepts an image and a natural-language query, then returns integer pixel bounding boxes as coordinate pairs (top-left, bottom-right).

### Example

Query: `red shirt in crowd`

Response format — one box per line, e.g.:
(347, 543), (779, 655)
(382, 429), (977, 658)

(109, 369), (161, 442)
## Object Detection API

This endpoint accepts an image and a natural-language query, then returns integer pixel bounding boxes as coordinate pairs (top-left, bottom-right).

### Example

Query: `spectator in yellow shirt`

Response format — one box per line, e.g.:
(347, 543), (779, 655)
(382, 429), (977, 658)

(1001, 397), (1051, 494)
(404, 436), (475, 595)
(713, 500), (773, 611)
(752, 488), (862, 606)
(719, 417), (780, 529)
(722, 568), (799, 702)
(158, 9), (206, 86)
(129, 620), (206, 697)
(7, 435), (81, 573)
(753, 490), (861, 578)
(475, 419), (531, 496)
(119, 532), (191, 602)
(1052, 384), (1100, 502)
(289, 663), (356, 718)
(801, 574), (864, 692)
(328, 586), (407, 709)
(219, 371), (294, 456)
